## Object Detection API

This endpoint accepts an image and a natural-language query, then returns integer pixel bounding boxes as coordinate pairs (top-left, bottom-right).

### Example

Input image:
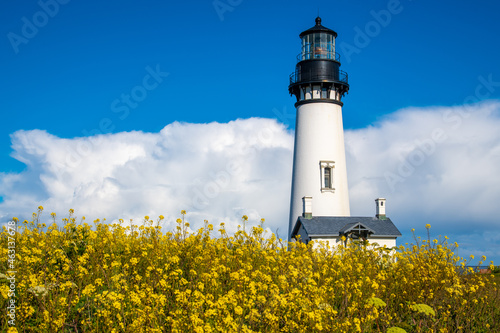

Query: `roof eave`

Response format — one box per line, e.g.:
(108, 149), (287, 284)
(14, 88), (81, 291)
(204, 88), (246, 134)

(308, 234), (401, 238)
(290, 218), (304, 237)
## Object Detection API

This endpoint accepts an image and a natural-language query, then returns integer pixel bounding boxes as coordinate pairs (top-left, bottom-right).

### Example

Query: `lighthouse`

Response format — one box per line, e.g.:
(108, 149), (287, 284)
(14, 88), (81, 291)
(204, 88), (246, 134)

(288, 17), (350, 241)
(287, 18), (401, 247)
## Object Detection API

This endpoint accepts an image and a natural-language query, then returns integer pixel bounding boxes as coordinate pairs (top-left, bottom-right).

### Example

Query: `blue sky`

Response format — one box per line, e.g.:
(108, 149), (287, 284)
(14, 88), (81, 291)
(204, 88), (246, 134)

(1, 0), (500, 263)
(2, 0), (498, 172)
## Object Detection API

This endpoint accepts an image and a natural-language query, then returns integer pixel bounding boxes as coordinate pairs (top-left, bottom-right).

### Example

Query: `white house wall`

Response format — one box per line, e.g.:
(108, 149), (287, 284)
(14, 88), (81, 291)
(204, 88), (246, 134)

(309, 237), (397, 250)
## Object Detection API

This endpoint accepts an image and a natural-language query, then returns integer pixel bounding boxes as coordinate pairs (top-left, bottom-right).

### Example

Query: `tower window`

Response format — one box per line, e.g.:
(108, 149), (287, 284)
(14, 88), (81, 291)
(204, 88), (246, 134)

(320, 161), (335, 192)
(324, 167), (331, 188)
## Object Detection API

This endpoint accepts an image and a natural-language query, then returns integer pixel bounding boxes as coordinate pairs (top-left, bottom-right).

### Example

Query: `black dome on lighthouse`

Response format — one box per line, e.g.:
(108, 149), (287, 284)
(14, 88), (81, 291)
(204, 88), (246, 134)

(299, 16), (338, 38)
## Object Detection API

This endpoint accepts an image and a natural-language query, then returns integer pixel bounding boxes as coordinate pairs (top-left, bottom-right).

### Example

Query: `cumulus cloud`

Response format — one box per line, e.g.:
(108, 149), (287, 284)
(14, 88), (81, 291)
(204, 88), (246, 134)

(0, 118), (294, 235)
(1, 101), (499, 261)
(346, 100), (500, 262)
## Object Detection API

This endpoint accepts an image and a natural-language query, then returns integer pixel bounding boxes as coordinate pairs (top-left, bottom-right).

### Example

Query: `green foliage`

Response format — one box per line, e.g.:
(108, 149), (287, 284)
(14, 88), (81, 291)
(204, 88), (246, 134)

(409, 303), (435, 317)
(387, 327), (407, 333)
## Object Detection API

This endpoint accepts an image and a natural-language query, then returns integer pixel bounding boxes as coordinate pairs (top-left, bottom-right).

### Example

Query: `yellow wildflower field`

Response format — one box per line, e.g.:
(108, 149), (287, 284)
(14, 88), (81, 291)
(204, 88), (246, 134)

(1, 208), (499, 332)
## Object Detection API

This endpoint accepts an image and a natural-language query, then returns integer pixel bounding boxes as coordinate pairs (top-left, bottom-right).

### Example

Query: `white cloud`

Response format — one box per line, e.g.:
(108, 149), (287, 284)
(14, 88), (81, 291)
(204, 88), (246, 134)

(1, 101), (499, 262)
(346, 100), (500, 263)
(0, 118), (294, 235)
(346, 101), (500, 221)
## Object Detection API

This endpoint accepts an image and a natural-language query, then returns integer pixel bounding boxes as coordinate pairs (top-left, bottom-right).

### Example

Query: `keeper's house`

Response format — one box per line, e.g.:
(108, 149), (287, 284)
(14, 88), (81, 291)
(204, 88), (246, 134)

(290, 197), (401, 248)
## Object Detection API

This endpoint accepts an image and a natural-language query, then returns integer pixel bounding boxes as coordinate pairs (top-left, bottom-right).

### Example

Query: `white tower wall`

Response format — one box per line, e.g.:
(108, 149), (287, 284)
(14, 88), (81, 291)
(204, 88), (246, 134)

(288, 101), (350, 237)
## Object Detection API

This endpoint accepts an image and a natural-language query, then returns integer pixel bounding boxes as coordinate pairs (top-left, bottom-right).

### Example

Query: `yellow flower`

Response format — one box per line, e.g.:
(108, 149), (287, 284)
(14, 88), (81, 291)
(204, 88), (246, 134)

(8, 210), (498, 332)
(113, 301), (121, 310)
(425, 224), (431, 229)
(82, 284), (96, 297)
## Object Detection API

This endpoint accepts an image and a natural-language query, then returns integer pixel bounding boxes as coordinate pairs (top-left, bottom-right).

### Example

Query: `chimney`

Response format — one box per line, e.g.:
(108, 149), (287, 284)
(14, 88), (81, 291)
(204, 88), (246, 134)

(375, 198), (386, 219)
(302, 196), (312, 219)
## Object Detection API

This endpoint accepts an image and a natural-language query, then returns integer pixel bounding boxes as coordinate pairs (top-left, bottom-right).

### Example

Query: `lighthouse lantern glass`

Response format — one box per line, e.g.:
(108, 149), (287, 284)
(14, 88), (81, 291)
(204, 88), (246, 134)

(301, 32), (335, 60)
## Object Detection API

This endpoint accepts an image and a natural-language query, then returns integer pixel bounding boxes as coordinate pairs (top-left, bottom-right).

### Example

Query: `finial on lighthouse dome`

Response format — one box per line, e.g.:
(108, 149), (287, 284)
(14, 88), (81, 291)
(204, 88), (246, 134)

(299, 17), (337, 38)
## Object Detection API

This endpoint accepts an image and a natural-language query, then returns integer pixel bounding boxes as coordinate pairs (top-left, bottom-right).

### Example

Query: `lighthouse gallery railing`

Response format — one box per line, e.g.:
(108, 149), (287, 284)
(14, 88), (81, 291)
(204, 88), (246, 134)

(289, 69), (349, 86)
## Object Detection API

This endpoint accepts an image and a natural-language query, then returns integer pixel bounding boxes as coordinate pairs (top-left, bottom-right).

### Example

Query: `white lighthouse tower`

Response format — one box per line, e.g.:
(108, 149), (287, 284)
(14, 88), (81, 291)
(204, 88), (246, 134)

(288, 17), (351, 241)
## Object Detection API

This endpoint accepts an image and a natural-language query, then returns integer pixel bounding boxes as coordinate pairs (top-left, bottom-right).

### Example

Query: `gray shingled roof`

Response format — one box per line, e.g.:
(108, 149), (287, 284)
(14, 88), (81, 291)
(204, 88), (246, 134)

(292, 216), (402, 238)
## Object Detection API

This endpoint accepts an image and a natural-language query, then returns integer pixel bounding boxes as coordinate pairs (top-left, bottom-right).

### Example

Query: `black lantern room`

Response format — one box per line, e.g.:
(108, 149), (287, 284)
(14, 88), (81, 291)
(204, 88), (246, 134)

(289, 17), (349, 105)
